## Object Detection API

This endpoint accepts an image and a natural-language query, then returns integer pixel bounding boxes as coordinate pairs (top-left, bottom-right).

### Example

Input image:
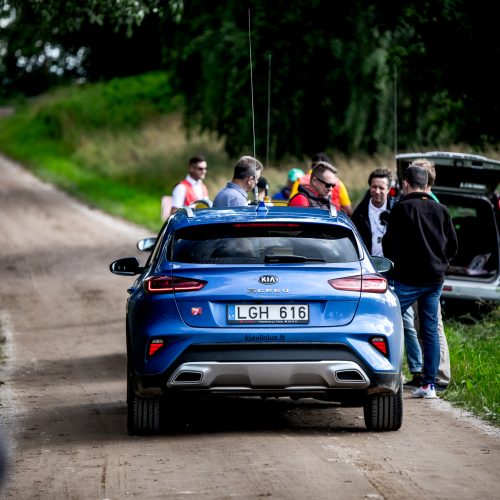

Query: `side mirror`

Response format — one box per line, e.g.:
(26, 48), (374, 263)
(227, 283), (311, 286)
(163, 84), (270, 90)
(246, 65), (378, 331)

(371, 256), (394, 274)
(137, 237), (156, 252)
(109, 257), (142, 276)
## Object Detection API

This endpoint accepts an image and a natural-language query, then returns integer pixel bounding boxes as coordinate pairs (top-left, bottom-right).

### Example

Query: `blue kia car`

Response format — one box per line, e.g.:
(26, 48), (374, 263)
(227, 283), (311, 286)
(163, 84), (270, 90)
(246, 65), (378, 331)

(110, 203), (404, 434)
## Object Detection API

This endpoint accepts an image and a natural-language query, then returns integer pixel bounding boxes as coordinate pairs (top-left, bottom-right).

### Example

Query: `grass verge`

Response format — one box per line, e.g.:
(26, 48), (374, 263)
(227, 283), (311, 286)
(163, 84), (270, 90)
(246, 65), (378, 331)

(443, 306), (499, 425)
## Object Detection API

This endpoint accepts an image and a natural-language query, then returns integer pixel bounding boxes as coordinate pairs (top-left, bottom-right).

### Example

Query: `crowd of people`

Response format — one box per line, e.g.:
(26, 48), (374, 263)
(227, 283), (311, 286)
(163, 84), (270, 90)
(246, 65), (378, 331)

(164, 152), (458, 399)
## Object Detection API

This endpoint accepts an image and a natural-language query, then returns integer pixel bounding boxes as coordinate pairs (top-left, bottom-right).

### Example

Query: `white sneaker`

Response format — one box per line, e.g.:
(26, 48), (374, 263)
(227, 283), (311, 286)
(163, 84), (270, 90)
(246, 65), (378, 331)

(412, 384), (437, 399)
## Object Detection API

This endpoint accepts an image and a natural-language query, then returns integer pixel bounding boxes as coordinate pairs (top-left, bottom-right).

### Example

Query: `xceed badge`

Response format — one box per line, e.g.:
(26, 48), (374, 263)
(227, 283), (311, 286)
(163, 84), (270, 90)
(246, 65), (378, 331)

(258, 275), (279, 284)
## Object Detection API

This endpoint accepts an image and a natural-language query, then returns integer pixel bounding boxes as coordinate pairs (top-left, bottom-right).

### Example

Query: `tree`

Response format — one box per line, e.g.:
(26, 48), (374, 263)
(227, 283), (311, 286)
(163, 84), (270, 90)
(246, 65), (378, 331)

(2, 0), (500, 157)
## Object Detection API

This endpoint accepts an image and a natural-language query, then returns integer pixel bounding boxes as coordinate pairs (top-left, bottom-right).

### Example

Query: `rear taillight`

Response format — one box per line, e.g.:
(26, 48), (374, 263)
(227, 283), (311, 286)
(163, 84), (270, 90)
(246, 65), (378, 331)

(328, 274), (387, 293)
(148, 339), (164, 358)
(370, 336), (388, 356)
(145, 276), (207, 294)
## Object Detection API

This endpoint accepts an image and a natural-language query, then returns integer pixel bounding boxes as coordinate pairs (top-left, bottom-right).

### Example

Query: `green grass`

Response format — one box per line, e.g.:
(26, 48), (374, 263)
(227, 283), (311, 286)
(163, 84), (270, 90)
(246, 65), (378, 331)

(443, 306), (500, 425)
(0, 74), (498, 425)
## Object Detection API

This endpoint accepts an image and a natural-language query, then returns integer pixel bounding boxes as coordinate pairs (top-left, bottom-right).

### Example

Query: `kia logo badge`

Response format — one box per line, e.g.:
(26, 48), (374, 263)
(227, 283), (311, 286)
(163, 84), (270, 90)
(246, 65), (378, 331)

(258, 275), (279, 284)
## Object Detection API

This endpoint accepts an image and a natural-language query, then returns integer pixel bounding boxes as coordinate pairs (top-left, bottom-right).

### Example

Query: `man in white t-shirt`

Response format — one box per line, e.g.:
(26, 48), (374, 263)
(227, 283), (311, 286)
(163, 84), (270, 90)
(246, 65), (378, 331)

(169, 155), (210, 216)
(352, 168), (393, 257)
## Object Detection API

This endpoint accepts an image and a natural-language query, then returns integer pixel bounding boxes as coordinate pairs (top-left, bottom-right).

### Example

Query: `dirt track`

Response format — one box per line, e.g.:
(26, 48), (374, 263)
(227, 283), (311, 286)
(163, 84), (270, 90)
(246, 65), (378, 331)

(0, 153), (498, 499)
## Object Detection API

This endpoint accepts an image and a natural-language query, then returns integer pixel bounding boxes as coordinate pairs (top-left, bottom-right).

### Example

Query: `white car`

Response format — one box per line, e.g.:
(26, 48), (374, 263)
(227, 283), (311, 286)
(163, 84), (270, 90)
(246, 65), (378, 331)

(396, 152), (500, 312)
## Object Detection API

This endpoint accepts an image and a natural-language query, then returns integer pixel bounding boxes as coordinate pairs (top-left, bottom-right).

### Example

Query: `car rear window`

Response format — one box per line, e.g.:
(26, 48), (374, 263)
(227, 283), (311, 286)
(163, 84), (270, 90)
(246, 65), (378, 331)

(168, 223), (359, 264)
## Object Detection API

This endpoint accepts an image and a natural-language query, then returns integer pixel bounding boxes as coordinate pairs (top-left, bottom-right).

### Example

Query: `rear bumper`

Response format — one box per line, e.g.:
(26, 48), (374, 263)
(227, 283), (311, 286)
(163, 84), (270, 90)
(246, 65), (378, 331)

(168, 360), (370, 389)
(133, 359), (401, 403)
(442, 277), (500, 302)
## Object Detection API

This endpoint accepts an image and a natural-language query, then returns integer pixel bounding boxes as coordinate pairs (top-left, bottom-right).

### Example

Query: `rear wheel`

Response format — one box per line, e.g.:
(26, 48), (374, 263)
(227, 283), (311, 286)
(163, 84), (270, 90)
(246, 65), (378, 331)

(127, 392), (161, 435)
(363, 384), (403, 431)
(127, 368), (161, 435)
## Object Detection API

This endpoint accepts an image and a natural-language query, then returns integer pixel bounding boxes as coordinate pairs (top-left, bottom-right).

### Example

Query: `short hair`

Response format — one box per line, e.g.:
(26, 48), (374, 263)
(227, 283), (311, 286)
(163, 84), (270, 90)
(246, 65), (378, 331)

(233, 156), (263, 180)
(311, 152), (332, 167)
(257, 176), (269, 195)
(403, 165), (428, 189)
(368, 168), (392, 186)
(189, 155), (206, 165)
(311, 161), (337, 179)
(410, 158), (436, 187)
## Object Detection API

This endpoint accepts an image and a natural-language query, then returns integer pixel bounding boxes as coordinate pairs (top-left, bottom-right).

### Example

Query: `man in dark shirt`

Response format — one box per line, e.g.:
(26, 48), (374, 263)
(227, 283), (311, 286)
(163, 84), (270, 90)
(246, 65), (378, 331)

(382, 165), (458, 399)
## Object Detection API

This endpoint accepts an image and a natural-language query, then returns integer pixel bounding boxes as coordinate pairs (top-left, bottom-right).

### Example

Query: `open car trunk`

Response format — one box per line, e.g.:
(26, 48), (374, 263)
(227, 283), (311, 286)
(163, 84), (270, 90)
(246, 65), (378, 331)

(396, 151), (500, 299)
(437, 191), (500, 282)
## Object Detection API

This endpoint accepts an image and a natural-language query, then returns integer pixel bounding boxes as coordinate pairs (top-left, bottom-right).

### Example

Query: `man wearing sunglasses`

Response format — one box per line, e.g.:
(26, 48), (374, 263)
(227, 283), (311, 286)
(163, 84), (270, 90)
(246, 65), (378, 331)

(289, 152), (352, 215)
(169, 155), (210, 216)
(288, 161), (339, 209)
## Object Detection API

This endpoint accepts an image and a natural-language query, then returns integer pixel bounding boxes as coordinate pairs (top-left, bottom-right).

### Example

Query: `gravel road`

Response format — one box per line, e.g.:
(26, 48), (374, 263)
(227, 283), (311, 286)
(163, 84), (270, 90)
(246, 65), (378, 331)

(0, 153), (498, 499)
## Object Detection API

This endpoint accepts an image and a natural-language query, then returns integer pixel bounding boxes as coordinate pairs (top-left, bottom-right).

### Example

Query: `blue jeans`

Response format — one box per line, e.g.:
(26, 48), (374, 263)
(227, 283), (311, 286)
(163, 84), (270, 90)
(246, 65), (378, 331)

(394, 281), (442, 386)
(402, 307), (422, 374)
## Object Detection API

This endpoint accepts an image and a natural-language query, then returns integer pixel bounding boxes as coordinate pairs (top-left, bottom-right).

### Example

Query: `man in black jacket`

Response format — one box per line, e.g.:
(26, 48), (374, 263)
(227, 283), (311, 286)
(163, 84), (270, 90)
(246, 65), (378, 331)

(382, 165), (458, 399)
(352, 168), (423, 382)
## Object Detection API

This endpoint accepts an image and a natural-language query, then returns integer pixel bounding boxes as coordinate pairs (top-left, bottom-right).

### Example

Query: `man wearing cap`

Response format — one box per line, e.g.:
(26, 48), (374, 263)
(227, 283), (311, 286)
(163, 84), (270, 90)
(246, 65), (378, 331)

(382, 165), (457, 399)
(272, 168), (304, 201)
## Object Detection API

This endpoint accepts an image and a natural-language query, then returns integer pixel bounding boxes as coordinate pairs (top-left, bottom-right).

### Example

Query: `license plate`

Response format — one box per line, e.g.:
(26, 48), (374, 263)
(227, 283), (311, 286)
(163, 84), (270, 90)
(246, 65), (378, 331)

(227, 304), (309, 324)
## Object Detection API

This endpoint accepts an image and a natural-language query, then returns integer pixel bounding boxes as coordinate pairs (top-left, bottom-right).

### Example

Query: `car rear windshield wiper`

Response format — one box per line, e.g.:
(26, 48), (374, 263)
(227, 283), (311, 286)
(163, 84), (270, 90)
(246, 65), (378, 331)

(264, 254), (325, 263)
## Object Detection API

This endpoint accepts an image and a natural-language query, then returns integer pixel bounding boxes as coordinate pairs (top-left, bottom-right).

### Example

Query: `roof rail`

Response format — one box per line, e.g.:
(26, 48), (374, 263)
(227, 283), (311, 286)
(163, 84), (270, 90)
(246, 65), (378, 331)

(180, 206), (194, 218)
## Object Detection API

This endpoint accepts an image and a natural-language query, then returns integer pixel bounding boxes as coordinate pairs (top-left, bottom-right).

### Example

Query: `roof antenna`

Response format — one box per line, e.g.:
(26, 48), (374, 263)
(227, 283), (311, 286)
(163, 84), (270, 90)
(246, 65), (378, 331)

(389, 64), (399, 201)
(248, 9), (259, 204)
(266, 53), (272, 167)
(393, 66), (398, 175)
(248, 9), (256, 161)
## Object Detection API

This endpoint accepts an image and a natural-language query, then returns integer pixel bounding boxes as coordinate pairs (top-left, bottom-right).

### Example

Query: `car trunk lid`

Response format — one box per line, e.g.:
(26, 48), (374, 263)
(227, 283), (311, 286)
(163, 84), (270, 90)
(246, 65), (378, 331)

(170, 264), (363, 328)
(396, 152), (500, 194)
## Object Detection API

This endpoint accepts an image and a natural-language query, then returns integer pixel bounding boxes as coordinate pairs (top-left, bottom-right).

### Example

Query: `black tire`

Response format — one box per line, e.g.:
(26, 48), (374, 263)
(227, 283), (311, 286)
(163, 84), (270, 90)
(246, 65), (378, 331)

(127, 393), (161, 435)
(126, 363), (134, 406)
(363, 384), (403, 431)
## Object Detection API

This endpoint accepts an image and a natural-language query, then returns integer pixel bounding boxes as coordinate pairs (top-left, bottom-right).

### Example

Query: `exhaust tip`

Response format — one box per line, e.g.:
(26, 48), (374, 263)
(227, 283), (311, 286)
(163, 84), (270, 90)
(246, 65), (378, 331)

(173, 371), (203, 383)
(336, 370), (365, 382)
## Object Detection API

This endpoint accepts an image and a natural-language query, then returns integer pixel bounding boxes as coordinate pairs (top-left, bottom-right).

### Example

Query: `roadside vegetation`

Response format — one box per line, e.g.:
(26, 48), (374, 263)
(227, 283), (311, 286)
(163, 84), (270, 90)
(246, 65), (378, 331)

(0, 71), (391, 231)
(443, 307), (499, 425)
(0, 73), (498, 426)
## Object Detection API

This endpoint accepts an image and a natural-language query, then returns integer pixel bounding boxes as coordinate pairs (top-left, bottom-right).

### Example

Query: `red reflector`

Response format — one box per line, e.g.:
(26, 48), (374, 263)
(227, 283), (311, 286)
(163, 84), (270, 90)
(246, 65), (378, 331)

(442, 285), (452, 292)
(370, 336), (388, 356)
(328, 274), (387, 293)
(148, 339), (164, 357)
(145, 276), (207, 294)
